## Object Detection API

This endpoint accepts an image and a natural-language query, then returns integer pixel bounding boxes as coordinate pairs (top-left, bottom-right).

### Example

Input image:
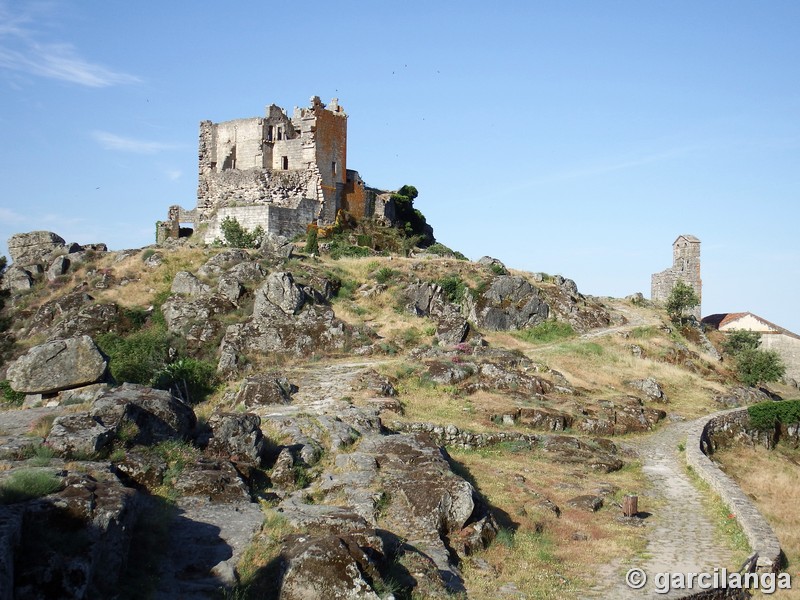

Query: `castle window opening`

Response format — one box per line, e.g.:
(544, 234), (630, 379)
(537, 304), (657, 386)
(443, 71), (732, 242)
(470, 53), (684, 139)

(332, 161), (337, 175)
(267, 126), (273, 141)
(277, 127), (283, 141)
(282, 156), (289, 170)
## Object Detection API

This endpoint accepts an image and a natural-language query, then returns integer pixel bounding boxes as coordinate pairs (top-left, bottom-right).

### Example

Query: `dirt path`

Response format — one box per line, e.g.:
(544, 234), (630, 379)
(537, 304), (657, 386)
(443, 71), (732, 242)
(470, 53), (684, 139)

(586, 420), (738, 598)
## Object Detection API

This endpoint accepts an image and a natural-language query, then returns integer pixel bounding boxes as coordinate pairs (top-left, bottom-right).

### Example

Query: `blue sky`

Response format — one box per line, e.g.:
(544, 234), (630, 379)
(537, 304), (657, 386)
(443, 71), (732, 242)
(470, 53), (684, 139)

(1, 1), (798, 333)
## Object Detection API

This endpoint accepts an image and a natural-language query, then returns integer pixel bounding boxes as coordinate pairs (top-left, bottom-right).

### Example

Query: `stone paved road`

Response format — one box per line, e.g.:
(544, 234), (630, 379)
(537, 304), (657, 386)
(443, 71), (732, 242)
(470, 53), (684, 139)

(585, 420), (738, 599)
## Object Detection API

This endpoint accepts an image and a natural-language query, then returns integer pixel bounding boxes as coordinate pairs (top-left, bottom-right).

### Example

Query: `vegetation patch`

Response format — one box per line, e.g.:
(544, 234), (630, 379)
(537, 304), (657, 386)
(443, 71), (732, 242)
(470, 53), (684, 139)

(514, 321), (576, 345)
(747, 400), (800, 431)
(426, 242), (468, 261)
(1, 380), (25, 407)
(0, 469), (62, 504)
(435, 275), (467, 303)
(220, 216), (264, 249)
(722, 330), (786, 387)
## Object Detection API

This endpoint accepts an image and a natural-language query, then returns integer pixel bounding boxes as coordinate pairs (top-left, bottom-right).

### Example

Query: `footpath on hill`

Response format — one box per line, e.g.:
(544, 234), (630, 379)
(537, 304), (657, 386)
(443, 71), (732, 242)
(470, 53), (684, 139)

(585, 420), (738, 599)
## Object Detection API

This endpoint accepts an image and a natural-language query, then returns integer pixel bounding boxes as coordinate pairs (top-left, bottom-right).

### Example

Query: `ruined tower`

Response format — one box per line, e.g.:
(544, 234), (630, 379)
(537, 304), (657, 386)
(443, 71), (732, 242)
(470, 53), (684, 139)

(158, 96), (394, 245)
(651, 235), (702, 319)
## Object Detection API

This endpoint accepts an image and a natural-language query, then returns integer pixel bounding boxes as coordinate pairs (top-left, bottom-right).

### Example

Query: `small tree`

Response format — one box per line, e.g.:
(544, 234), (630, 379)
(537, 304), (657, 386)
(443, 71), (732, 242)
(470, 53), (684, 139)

(734, 348), (785, 387)
(220, 217), (264, 249)
(722, 330), (761, 355)
(665, 281), (700, 323)
(721, 329), (786, 387)
(391, 185), (435, 248)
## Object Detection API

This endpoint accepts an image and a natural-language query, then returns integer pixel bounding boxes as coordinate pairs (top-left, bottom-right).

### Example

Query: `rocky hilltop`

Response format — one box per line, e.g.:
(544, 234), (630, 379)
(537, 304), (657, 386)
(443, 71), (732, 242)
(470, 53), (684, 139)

(0, 229), (769, 599)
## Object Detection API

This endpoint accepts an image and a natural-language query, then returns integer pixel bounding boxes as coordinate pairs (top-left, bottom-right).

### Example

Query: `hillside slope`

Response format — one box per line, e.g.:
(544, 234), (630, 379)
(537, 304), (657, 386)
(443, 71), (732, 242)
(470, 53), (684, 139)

(0, 231), (782, 599)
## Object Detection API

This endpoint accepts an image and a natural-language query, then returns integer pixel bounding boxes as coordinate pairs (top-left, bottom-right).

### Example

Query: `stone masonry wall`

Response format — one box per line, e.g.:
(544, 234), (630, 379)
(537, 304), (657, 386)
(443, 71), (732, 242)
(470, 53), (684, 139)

(685, 408), (782, 573)
(202, 197), (317, 243)
(652, 235), (702, 319)
(761, 333), (800, 383)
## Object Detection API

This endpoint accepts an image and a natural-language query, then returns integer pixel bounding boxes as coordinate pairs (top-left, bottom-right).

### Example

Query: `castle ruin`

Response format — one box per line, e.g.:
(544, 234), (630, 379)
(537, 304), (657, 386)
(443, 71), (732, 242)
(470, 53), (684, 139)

(158, 96), (395, 244)
(651, 234), (702, 319)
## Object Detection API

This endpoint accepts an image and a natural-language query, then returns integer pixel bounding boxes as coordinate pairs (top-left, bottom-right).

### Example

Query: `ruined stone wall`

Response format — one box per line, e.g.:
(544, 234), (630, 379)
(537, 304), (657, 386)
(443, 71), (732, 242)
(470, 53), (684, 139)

(212, 118), (266, 171)
(197, 169), (321, 220)
(342, 170), (372, 219)
(270, 137), (312, 171)
(651, 236), (702, 319)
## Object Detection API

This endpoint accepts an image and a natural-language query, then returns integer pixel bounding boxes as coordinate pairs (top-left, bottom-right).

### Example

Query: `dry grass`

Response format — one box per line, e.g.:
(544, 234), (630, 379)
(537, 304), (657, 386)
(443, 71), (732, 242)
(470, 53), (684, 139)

(451, 447), (649, 598)
(491, 324), (732, 420)
(93, 246), (209, 308)
(714, 443), (800, 599)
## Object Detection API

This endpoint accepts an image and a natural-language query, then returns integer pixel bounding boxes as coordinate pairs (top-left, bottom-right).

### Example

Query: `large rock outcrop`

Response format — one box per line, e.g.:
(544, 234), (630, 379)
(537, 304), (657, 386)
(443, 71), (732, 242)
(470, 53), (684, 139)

(89, 383), (197, 445)
(218, 271), (351, 367)
(463, 275), (549, 331)
(6, 336), (107, 394)
(7, 231), (65, 267)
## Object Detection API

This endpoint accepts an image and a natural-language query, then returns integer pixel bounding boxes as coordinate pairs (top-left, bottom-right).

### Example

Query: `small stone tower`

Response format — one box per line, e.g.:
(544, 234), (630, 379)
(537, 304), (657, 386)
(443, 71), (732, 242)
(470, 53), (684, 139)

(651, 235), (702, 319)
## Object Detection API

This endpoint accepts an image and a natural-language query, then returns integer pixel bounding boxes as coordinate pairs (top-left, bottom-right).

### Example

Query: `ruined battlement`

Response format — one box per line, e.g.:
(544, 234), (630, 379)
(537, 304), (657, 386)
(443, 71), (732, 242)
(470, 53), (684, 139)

(158, 96), (391, 245)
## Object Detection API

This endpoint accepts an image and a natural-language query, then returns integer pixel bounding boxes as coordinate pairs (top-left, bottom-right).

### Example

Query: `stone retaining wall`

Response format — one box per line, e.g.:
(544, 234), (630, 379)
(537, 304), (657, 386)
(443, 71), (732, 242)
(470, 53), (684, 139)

(685, 407), (782, 573)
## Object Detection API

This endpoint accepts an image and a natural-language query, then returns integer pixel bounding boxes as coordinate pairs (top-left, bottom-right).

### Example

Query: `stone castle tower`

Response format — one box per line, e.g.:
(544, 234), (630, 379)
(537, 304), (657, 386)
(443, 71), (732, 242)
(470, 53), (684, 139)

(651, 234), (702, 319)
(157, 96), (395, 244)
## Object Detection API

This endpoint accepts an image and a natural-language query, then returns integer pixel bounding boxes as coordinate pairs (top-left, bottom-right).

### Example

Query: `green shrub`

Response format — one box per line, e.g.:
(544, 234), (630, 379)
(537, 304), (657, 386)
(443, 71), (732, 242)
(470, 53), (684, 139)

(304, 226), (319, 254)
(0, 469), (62, 504)
(426, 243), (468, 261)
(1, 380), (25, 407)
(514, 321), (575, 344)
(335, 278), (358, 300)
(329, 240), (372, 260)
(220, 217), (263, 249)
(391, 185), (435, 247)
(152, 358), (217, 404)
(435, 275), (467, 303)
(96, 328), (171, 386)
(747, 400), (800, 431)
(374, 267), (396, 284)
(490, 262), (507, 276)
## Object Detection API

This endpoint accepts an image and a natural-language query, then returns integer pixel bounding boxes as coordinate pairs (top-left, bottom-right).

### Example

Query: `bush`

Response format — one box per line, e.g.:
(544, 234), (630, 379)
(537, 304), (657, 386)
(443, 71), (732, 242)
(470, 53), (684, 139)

(96, 328), (171, 386)
(1, 380), (25, 407)
(305, 226), (319, 255)
(514, 321), (575, 344)
(0, 469), (62, 504)
(426, 243), (468, 261)
(220, 217), (264, 249)
(435, 275), (467, 303)
(391, 184), (435, 248)
(374, 267), (396, 284)
(748, 400), (800, 431)
(152, 358), (217, 404)
(329, 239), (372, 260)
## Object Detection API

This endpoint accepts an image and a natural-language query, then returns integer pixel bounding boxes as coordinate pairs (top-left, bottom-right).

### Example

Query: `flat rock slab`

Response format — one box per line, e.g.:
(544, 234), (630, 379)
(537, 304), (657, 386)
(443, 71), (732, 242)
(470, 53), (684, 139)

(154, 497), (264, 599)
